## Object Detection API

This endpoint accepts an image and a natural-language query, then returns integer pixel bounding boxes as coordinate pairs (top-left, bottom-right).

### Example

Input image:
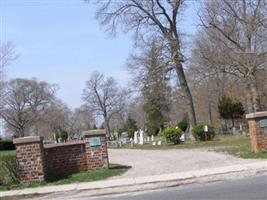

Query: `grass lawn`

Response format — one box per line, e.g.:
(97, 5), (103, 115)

(0, 152), (130, 192)
(0, 150), (15, 156)
(118, 135), (267, 159)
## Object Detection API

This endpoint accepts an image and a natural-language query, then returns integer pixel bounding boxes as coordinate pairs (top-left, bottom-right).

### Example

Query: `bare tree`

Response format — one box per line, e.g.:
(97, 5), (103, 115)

(82, 72), (126, 139)
(69, 105), (95, 136)
(198, 0), (267, 112)
(35, 99), (71, 140)
(0, 42), (17, 73)
(1, 78), (56, 138)
(127, 96), (147, 130)
(91, 0), (197, 128)
(109, 112), (125, 132)
(0, 42), (17, 111)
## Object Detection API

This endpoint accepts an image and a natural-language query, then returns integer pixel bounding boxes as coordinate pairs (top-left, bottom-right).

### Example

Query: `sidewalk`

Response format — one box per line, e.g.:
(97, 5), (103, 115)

(1, 161), (266, 199)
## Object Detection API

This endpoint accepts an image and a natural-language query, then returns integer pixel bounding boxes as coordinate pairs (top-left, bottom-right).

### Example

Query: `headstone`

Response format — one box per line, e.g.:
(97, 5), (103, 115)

(232, 127), (237, 134)
(239, 124), (243, 132)
(152, 142), (156, 146)
(147, 136), (150, 142)
(151, 135), (154, 141)
(157, 141), (162, 145)
(180, 133), (185, 142)
(222, 124), (229, 134)
(204, 125), (209, 140)
(54, 133), (57, 143)
(139, 130), (144, 145)
(134, 131), (138, 144)
(204, 125), (208, 132)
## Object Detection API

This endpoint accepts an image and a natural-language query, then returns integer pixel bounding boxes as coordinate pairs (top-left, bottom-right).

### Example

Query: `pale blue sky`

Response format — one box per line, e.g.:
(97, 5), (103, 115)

(1, 0), (198, 109)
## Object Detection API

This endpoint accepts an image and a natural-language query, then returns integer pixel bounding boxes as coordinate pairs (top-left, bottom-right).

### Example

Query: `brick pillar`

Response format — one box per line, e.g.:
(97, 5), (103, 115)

(246, 111), (267, 152)
(83, 129), (109, 170)
(13, 136), (46, 183)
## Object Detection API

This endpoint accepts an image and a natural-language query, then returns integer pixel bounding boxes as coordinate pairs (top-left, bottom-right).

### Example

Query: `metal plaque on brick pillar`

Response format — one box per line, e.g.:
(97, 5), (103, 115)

(259, 119), (267, 129)
(89, 137), (101, 147)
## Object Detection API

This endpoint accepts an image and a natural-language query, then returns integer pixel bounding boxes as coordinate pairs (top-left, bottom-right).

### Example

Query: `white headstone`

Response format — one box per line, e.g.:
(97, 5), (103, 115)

(152, 142), (156, 146)
(54, 133), (57, 143)
(139, 130), (144, 145)
(204, 125), (208, 132)
(180, 133), (185, 142)
(134, 131), (138, 144)
(157, 141), (162, 145)
(147, 136), (150, 142)
(151, 135), (154, 141)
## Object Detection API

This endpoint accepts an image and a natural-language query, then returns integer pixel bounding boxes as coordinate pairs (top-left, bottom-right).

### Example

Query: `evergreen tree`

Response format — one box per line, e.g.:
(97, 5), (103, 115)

(140, 41), (170, 135)
(218, 95), (245, 127)
(127, 39), (170, 136)
(143, 98), (166, 135)
(121, 116), (138, 138)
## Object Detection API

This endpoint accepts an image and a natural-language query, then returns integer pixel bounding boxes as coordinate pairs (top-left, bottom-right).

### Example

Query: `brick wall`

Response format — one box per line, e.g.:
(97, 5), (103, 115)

(13, 130), (109, 183)
(44, 141), (88, 179)
(246, 112), (267, 152)
(13, 137), (46, 183)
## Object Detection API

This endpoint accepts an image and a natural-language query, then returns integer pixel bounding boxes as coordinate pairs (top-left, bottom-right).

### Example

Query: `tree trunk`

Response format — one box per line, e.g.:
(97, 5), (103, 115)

(174, 63), (197, 127)
(167, 35), (197, 140)
(18, 128), (24, 138)
(231, 115), (235, 127)
(246, 76), (261, 113)
(104, 116), (112, 140)
(208, 101), (213, 125)
(207, 79), (213, 125)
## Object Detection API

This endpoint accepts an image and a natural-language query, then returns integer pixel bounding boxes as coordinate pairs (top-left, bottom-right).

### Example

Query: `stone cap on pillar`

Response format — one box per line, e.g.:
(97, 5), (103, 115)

(246, 111), (267, 120)
(13, 136), (43, 144)
(82, 129), (106, 138)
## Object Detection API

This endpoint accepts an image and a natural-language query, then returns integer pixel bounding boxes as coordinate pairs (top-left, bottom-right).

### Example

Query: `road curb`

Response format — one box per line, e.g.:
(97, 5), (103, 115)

(1, 161), (266, 199)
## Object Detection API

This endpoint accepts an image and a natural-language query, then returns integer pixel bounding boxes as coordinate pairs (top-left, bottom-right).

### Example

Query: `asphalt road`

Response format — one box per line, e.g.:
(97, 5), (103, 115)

(88, 175), (267, 200)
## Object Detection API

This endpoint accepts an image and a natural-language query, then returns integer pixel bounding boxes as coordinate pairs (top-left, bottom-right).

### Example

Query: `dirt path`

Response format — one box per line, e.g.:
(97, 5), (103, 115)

(108, 149), (260, 179)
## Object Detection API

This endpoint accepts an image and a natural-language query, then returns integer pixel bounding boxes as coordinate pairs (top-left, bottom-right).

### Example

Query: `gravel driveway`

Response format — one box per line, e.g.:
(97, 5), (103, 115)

(108, 149), (258, 179)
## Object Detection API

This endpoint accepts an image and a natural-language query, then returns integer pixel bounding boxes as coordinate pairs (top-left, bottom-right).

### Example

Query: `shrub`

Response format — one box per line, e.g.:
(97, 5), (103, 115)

(161, 127), (182, 144)
(60, 131), (68, 142)
(0, 140), (15, 151)
(0, 154), (18, 185)
(177, 119), (188, 132)
(192, 124), (216, 141)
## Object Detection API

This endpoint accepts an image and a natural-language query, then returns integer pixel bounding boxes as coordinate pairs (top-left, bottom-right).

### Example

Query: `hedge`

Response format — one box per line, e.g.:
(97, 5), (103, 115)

(192, 124), (216, 141)
(161, 127), (182, 144)
(0, 140), (15, 151)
